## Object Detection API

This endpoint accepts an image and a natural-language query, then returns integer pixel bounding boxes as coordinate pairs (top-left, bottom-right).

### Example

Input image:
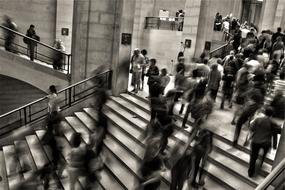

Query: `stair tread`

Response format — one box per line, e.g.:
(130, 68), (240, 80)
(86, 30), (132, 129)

(2, 144), (22, 189)
(106, 98), (261, 189)
(0, 151), (9, 190)
(25, 134), (49, 169)
(14, 140), (38, 180)
(60, 120), (124, 190)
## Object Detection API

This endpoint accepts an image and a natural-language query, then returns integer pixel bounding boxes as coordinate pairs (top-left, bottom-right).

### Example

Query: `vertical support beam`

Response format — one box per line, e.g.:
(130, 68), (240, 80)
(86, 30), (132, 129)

(182, 0), (202, 61)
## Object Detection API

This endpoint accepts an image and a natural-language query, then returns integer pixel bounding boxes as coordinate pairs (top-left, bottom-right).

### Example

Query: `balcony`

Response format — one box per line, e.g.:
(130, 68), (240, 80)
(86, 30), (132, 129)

(145, 17), (184, 31)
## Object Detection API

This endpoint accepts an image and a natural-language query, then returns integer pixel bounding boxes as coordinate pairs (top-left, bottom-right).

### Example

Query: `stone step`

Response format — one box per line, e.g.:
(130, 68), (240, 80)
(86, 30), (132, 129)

(121, 93), (276, 164)
(2, 144), (22, 190)
(0, 150), (9, 190)
(104, 100), (258, 189)
(61, 119), (125, 190)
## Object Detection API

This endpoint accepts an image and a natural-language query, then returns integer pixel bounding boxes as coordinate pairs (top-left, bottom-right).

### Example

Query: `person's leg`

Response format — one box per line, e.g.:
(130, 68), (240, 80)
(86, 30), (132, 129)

(220, 92), (225, 109)
(191, 156), (201, 187)
(233, 115), (246, 146)
(30, 45), (35, 61)
(259, 143), (270, 170)
(170, 167), (178, 190)
(248, 143), (260, 177)
(182, 104), (191, 128)
(179, 103), (185, 115)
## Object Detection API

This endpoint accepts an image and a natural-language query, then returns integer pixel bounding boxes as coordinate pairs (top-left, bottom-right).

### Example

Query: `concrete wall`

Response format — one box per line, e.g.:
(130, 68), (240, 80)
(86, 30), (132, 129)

(71, 0), (118, 83)
(0, 0), (56, 46)
(56, 0), (74, 54)
(194, 0), (242, 58)
(0, 49), (69, 92)
(141, 30), (183, 74)
(153, 0), (186, 17)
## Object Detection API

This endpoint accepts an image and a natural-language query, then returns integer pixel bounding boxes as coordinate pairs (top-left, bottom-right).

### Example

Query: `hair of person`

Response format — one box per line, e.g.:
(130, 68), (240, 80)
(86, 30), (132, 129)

(264, 106), (274, 117)
(192, 69), (198, 78)
(70, 132), (82, 148)
(30, 24), (35, 28)
(277, 27), (281, 32)
(161, 68), (167, 74)
(49, 85), (57, 94)
(141, 49), (147, 55)
(150, 58), (157, 64)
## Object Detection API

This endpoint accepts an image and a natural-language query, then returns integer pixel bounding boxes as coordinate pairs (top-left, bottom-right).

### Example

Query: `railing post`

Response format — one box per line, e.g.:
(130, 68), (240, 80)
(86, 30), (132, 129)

(24, 107), (27, 125)
(68, 55), (71, 74)
(68, 88), (72, 107)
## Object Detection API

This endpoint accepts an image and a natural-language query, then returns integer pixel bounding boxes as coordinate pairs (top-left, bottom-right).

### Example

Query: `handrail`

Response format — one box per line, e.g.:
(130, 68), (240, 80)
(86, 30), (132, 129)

(255, 158), (285, 190)
(0, 69), (112, 136)
(146, 16), (183, 19)
(0, 25), (71, 56)
(0, 69), (111, 119)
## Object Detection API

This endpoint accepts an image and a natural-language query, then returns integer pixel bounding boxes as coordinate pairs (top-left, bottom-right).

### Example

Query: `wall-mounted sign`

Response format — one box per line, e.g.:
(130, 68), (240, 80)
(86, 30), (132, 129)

(204, 41), (211, 51)
(121, 33), (132, 45)
(61, 28), (69, 36)
(185, 39), (191, 48)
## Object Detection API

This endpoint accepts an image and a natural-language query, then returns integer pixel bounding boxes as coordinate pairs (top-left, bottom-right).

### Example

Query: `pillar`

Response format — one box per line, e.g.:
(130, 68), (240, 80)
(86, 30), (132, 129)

(259, 0), (279, 31)
(182, 0), (202, 61)
(111, 0), (136, 96)
(273, 0), (285, 30)
(55, 0), (74, 54)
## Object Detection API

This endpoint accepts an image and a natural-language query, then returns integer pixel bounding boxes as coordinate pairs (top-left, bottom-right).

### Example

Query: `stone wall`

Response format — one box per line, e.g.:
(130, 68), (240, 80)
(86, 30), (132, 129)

(56, 0), (74, 54)
(71, 0), (117, 83)
(153, 0), (186, 17)
(0, 0), (56, 46)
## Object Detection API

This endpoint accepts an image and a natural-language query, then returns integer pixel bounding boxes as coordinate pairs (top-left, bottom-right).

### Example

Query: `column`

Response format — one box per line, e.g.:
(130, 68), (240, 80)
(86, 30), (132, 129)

(182, 0), (202, 61)
(259, 0), (278, 31)
(273, 0), (285, 30)
(55, 0), (74, 54)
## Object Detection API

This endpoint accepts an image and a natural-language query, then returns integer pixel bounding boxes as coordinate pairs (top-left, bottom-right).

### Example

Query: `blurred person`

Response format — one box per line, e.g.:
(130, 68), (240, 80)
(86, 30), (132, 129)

(159, 68), (170, 94)
(141, 49), (149, 90)
(170, 127), (199, 190)
(2, 15), (17, 52)
(271, 36), (284, 63)
(207, 63), (221, 101)
(190, 129), (213, 188)
(248, 107), (281, 177)
(136, 136), (165, 190)
(271, 27), (283, 45)
(213, 12), (222, 31)
(40, 122), (63, 189)
(266, 54), (280, 94)
(232, 25), (242, 53)
(24, 24), (40, 61)
(233, 91), (264, 147)
(222, 18), (230, 41)
(231, 63), (250, 124)
(148, 82), (165, 121)
(47, 85), (60, 114)
(130, 48), (145, 93)
(53, 39), (65, 70)
(67, 132), (87, 190)
(146, 58), (159, 96)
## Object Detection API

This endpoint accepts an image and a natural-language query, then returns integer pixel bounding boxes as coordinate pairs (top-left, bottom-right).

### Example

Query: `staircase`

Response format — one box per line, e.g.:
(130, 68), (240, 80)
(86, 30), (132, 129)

(0, 93), (276, 190)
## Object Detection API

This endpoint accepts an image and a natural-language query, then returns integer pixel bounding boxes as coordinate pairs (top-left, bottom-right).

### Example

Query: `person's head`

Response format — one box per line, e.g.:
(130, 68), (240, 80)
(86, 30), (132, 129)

(192, 69), (198, 78)
(161, 68), (167, 76)
(203, 59), (208, 65)
(211, 63), (218, 70)
(150, 58), (156, 66)
(30, 24), (35, 29)
(70, 132), (82, 148)
(3, 15), (11, 23)
(217, 58), (223, 65)
(141, 49), (147, 56)
(230, 50), (235, 56)
(133, 48), (140, 55)
(264, 106), (274, 117)
(49, 85), (57, 94)
(196, 129), (213, 147)
(277, 27), (282, 33)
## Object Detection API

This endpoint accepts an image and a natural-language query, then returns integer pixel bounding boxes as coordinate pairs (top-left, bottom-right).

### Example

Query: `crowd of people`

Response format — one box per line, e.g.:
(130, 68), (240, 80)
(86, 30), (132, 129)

(129, 25), (284, 188)
(2, 15), (66, 70)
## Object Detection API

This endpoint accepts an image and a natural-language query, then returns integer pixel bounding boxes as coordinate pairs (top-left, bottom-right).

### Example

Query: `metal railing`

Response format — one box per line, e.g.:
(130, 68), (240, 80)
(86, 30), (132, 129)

(145, 17), (184, 31)
(0, 70), (112, 136)
(255, 158), (285, 190)
(209, 31), (234, 59)
(0, 25), (72, 74)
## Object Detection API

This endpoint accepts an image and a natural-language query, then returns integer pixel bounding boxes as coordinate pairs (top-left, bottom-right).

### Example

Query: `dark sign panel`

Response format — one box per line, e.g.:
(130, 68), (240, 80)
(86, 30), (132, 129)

(121, 33), (132, 45)
(185, 39), (191, 48)
(61, 28), (69, 36)
(205, 41), (211, 51)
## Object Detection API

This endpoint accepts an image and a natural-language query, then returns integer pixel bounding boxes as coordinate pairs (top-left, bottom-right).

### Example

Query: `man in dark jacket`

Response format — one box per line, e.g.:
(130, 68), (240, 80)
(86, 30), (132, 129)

(25, 24), (39, 61)
(248, 107), (281, 177)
